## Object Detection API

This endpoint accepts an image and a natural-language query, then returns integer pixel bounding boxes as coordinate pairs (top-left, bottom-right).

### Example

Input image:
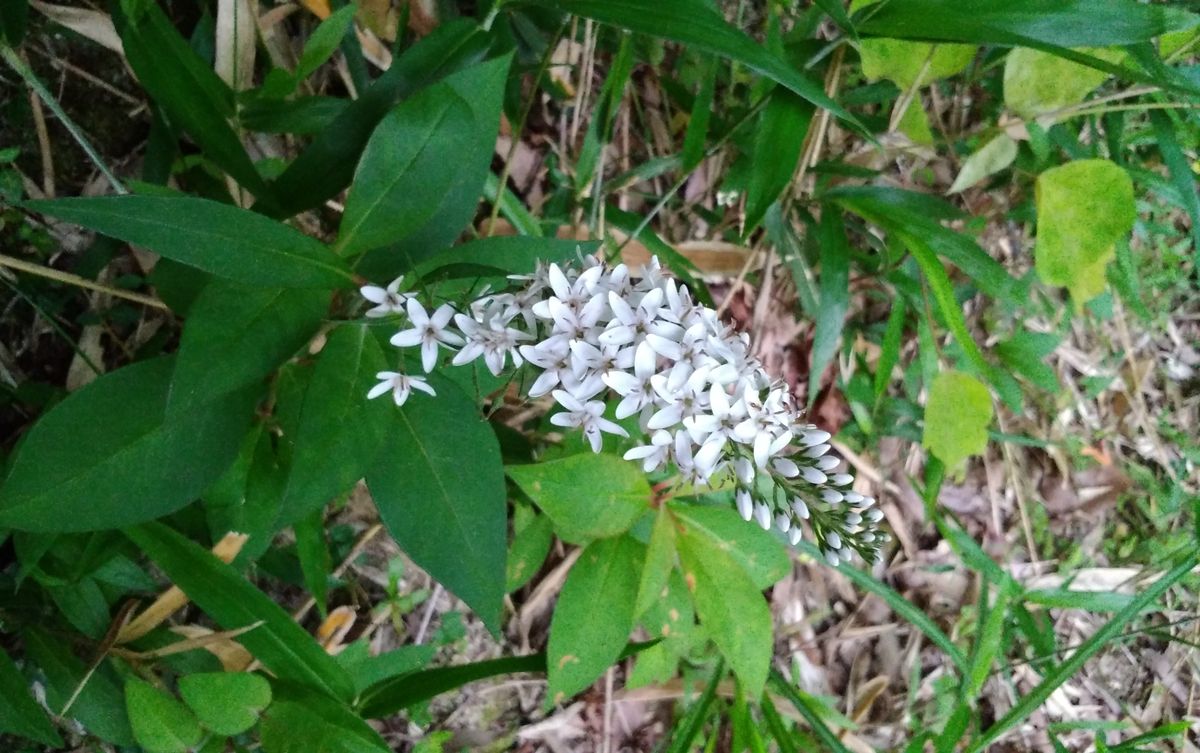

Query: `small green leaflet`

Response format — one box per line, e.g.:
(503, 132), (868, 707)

(922, 370), (993, 472)
(125, 679), (203, 753)
(178, 672), (272, 736)
(507, 453), (651, 544)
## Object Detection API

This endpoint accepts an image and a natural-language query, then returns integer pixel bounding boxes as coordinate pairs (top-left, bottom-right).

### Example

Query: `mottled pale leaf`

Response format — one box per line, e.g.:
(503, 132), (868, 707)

(922, 370), (993, 471)
(1003, 47), (1122, 119)
(1035, 159), (1135, 304)
(949, 134), (1018, 193)
(853, 1), (975, 88)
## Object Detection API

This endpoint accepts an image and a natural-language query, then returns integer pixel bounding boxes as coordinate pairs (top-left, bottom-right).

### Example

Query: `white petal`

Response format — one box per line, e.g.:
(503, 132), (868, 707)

(430, 304), (455, 330)
(607, 290), (636, 325)
(646, 333), (683, 361)
(602, 371), (638, 396)
(528, 370), (560, 398)
(390, 328), (422, 347)
(410, 379), (437, 396)
(548, 263), (570, 299)
(595, 417), (629, 437)
(552, 389), (585, 412)
(550, 412), (582, 428)
(634, 341), (658, 378)
(421, 340), (438, 372)
(736, 490), (753, 521)
(584, 425), (604, 453)
(367, 380), (392, 399)
(753, 503), (771, 530)
(800, 466), (828, 484)
(360, 285), (387, 303)
(647, 404), (684, 430)
(405, 298), (429, 326)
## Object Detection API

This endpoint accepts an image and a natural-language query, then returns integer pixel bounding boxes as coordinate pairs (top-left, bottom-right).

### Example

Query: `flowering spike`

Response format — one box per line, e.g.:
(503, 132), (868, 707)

(361, 253), (883, 562)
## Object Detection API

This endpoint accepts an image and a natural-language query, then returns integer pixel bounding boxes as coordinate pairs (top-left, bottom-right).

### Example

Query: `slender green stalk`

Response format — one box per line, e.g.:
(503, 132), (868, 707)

(967, 550), (1200, 753)
(1, 44), (127, 194)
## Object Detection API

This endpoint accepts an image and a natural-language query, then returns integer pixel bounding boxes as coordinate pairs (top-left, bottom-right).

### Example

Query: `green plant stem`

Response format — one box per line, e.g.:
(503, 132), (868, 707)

(486, 19), (566, 237)
(966, 549), (1200, 753)
(1, 44), (127, 195)
(616, 96), (768, 254)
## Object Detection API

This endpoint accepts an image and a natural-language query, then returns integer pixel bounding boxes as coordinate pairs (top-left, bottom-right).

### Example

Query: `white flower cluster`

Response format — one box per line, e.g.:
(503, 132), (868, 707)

(361, 254), (884, 562)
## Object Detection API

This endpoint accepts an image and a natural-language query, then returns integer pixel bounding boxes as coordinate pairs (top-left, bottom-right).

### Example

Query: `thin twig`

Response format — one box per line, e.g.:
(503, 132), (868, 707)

(0, 253), (169, 310)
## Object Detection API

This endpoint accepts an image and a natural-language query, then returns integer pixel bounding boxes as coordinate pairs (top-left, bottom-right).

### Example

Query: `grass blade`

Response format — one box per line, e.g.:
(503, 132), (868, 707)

(967, 550), (1200, 752)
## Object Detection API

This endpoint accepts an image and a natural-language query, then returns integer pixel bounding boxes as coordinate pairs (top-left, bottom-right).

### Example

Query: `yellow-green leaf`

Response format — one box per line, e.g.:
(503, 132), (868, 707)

(859, 38), (976, 88)
(852, 1), (975, 89)
(922, 370), (993, 471)
(1003, 47), (1123, 119)
(949, 134), (1018, 193)
(1034, 159), (1135, 304)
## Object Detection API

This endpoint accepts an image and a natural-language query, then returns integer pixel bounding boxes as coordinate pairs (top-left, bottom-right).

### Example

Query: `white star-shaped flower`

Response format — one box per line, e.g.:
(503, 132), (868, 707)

(367, 371), (436, 406)
(360, 276), (409, 318)
(390, 300), (464, 373)
(549, 389), (629, 452)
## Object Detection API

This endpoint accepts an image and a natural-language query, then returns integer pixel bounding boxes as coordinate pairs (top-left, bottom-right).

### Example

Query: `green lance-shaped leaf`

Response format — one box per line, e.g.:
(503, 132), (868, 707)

(809, 210), (850, 407)
(412, 236), (596, 282)
(507, 511), (554, 593)
(178, 672), (272, 736)
(347, 55), (512, 274)
(23, 629), (134, 745)
(258, 19), (494, 219)
(276, 324), (391, 527)
(25, 195), (353, 289)
(365, 375), (507, 634)
(295, 5), (357, 83)
(0, 356), (256, 532)
(125, 678), (204, 753)
(169, 281), (330, 413)
(0, 648), (61, 746)
(335, 80), (474, 256)
(261, 681), (390, 753)
(743, 88), (814, 234)
(1035, 159), (1135, 305)
(676, 518), (773, 697)
(507, 453), (651, 544)
(636, 506), (677, 619)
(125, 522), (355, 701)
(112, 0), (271, 198)
(922, 370), (993, 472)
(1003, 46), (1121, 119)
(547, 536), (644, 703)
(856, 0), (1198, 48)
(516, 0), (858, 128)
